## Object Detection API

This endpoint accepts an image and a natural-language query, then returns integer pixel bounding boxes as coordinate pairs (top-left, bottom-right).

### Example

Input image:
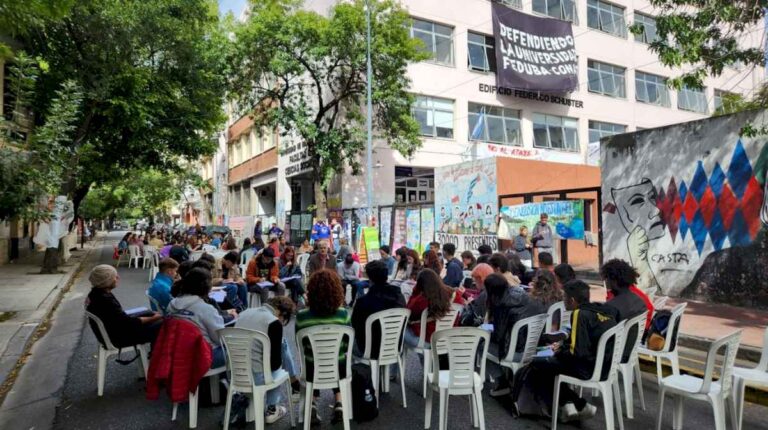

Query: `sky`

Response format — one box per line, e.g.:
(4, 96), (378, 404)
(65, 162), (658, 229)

(218, 0), (247, 17)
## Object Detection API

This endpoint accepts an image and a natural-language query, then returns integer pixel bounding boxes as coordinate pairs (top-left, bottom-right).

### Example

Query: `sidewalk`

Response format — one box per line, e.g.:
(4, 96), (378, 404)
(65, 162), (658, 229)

(590, 285), (767, 351)
(0, 236), (101, 392)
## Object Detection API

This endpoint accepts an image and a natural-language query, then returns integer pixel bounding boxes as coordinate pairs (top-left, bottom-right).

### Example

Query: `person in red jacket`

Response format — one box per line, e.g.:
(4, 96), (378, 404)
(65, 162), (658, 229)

(404, 268), (465, 348)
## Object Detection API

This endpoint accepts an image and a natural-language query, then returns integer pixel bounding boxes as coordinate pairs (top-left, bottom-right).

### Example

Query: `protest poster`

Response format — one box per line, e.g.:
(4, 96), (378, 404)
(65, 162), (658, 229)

(498, 200), (585, 240)
(380, 207), (393, 248)
(363, 227), (381, 261)
(492, 3), (578, 92)
(392, 208), (407, 251)
(420, 207), (435, 252)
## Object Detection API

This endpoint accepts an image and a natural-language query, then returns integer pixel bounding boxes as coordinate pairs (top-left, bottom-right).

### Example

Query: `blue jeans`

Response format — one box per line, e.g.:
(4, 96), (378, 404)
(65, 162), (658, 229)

(344, 280), (367, 306)
(222, 282), (248, 310)
(212, 345), (226, 368)
(253, 338), (298, 406)
(404, 327), (426, 349)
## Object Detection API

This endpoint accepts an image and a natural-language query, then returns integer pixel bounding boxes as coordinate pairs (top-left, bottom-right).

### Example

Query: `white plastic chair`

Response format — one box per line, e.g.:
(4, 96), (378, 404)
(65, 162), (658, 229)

(143, 245), (157, 269)
(189, 251), (203, 262)
(146, 290), (166, 315)
(128, 245), (142, 268)
(241, 248), (256, 266)
(405, 303), (462, 398)
(617, 312), (649, 419)
(655, 330), (742, 430)
(487, 313), (547, 378)
(172, 365), (226, 428)
(202, 244), (217, 252)
(297, 253), (310, 282)
(424, 327), (490, 430)
(653, 296), (669, 310)
(147, 251), (160, 282)
(639, 302), (687, 383)
(84, 310), (149, 396)
(220, 327), (295, 430)
(732, 326), (768, 430)
(545, 301), (569, 334)
(296, 325), (354, 430)
(551, 321), (627, 430)
(357, 308), (410, 407)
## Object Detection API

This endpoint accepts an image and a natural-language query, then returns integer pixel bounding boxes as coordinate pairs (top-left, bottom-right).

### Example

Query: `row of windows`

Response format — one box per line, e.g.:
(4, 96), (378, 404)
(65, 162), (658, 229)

(227, 127), (276, 167)
(413, 96), (631, 151)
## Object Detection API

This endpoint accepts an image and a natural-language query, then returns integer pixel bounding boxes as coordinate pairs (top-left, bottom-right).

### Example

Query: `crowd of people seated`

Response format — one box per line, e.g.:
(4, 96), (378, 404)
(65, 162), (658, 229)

(100, 221), (660, 427)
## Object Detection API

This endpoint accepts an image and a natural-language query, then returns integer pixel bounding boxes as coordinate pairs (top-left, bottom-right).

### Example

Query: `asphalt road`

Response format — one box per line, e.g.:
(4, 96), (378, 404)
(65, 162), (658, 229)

(51, 232), (768, 430)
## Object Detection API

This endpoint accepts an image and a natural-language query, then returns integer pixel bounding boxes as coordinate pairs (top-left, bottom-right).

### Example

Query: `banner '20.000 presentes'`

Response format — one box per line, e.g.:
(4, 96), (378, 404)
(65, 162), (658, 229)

(492, 3), (578, 92)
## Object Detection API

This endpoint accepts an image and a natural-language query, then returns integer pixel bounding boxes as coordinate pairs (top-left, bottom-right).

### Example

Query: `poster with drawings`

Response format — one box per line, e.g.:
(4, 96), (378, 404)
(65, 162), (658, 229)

(392, 208), (407, 251)
(405, 208), (421, 251)
(435, 158), (498, 235)
(380, 207), (393, 248)
(420, 207), (435, 252)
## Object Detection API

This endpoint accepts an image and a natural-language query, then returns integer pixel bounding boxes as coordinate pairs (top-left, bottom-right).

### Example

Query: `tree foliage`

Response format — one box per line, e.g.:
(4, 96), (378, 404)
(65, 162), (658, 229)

(641, 0), (767, 89)
(18, 0), (229, 212)
(0, 53), (83, 221)
(229, 0), (426, 217)
(0, 0), (74, 59)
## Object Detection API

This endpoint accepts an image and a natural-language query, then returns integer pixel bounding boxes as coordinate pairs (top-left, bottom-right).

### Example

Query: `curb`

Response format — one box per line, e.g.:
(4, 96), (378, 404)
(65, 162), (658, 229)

(678, 333), (763, 363)
(0, 235), (104, 406)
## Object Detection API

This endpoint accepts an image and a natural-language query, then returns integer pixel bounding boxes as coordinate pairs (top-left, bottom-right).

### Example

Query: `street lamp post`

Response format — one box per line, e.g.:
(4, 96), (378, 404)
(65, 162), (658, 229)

(365, 0), (374, 225)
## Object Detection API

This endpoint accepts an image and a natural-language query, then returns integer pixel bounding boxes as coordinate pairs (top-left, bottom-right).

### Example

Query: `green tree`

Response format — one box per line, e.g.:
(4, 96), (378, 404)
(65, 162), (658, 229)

(20, 0), (229, 211)
(0, 0), (74, 58)
(229, 0), (426, 218)
(639, 1), (766, 89)
(0, 53), (83, 221)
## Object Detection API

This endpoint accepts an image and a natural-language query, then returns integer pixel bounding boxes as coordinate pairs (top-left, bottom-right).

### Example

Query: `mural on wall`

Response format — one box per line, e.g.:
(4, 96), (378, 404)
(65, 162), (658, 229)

(435, 158), (498, 252)
(602, 111), (768, 307)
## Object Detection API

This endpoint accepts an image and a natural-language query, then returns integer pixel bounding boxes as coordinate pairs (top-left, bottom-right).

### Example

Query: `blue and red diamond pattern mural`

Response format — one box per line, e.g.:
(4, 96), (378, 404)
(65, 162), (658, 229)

(655, 140), (765, 256)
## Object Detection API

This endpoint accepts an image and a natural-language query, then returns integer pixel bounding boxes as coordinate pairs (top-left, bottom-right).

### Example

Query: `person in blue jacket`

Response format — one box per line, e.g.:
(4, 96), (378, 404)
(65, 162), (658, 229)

(148, 258), (179, 312)
(442, 243), (464, 288)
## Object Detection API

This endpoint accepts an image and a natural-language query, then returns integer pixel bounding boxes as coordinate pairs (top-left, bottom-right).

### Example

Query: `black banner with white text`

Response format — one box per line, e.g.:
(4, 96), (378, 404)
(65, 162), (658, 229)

(492, 3), (578, 92)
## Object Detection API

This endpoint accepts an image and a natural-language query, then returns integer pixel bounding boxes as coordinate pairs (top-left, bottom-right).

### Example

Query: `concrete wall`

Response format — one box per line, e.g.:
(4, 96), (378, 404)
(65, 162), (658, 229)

(602, 110), (768, 308)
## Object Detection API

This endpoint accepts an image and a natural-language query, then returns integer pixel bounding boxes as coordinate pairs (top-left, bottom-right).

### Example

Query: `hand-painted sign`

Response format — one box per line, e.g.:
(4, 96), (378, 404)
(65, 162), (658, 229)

(498, 200), (585, 240)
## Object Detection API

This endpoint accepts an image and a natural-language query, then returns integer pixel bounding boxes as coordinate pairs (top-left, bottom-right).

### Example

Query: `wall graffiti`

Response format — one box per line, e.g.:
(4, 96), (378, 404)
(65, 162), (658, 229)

(602, 111), (768, 308)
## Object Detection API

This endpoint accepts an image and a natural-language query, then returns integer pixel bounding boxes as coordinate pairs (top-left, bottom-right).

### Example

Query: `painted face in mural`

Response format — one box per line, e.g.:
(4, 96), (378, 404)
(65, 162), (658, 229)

(611, 178), (665, 240)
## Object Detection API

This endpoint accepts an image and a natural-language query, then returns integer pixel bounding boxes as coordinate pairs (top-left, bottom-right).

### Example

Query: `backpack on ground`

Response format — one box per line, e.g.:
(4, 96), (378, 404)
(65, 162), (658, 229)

(351, 363), (378, 423)
(644, 309), (672, 351)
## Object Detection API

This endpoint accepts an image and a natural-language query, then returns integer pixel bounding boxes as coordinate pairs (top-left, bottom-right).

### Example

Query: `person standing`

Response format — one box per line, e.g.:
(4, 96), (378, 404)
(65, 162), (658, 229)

(441, 243), (464, 288)
(330, 218), (343, 251)
(532, 213), (557, 264)
(254, 219), (263, 243)
(513, 226), (533, 269)
(268, 222), (284, 238)
(313, 219), (332, 248)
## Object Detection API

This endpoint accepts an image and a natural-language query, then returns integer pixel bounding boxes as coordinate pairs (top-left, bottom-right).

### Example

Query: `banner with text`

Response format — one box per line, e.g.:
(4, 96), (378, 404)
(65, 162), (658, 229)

(498, 200), (585, 240)
(492, 3), (578, 92)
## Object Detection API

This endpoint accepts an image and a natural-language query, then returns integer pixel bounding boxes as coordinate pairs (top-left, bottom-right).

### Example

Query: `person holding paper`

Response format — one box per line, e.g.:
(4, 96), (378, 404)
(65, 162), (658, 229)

(86, 265), (162, 349)
(337, 253), (364, 307)
(212, 251), (248, 312)
(246, 247), (285, 304)
(279, 246), (306, 306)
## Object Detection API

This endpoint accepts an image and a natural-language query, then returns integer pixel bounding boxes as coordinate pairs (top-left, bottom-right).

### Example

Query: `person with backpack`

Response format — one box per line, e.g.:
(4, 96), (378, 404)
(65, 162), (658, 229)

(441, 243), (464, 288)
(603, 259), (654, 330)
(512, 280), (618, 422)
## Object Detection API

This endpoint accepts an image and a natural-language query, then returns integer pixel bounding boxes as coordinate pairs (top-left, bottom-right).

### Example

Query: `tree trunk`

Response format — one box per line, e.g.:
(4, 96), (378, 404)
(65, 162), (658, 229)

(314, 179), (327, 220)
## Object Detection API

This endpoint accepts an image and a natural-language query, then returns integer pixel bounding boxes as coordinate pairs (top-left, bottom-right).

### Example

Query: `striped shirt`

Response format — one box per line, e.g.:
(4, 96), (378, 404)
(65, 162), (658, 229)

(295, 307), (351, 362)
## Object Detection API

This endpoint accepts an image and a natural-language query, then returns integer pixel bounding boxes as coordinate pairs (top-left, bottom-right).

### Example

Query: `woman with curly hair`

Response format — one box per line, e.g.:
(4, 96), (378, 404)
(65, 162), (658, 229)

(295, 269), (349, 425)
(394, 248), (421, 281)
(529, 270), (563, 308)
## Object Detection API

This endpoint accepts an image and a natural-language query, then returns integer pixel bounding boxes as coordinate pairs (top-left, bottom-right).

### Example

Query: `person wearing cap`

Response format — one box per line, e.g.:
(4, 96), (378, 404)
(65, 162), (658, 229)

(85, 264), (163, 348)
(246, 247), (286, 304)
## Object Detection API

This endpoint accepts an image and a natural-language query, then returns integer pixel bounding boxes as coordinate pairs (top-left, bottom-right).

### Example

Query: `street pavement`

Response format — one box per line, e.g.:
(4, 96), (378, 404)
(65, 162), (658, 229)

(5, 231), (766, 430)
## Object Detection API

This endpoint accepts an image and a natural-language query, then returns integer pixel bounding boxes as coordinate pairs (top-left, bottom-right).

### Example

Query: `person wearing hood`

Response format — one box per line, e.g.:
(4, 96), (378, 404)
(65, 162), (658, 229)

(484, 273), (545, 397)
(520, 279), (619, 422)
(167, 267), (227, 368)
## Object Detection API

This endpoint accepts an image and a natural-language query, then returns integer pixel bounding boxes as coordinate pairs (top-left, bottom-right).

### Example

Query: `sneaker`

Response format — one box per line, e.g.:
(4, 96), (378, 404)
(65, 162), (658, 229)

(331, 401), (344, 424)
(578, 403), (597, 420)
(489, 379), (511, 397)
(310, 403), (321, 427)
(265, 405), (287, 424)
(559, 403), (580, 423)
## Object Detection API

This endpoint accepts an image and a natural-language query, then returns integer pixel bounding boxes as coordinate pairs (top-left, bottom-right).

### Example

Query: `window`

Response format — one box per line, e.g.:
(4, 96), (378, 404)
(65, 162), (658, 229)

(714, 89), (738, 114)
(678, 85), (708, 113)
(467, 33), (496, 73)
(633, 13), (658, 44)
(263, 127), (275, 150)
(413, 96), (454, 138)
(532, 0), (578, 23)
(588, 120), (626, 142)
(410, 18), (454, 66)
(587, 0), (627, 38)
(533, 113), (579, 151)
(588, 60), (626, 98)
(468, 103), (522, 146)
(635, 71), (671, 107)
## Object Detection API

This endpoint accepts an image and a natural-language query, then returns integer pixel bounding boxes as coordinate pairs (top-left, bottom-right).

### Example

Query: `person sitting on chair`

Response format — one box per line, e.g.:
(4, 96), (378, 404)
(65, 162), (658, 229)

(279, 246), (306, 306)
(246, 247), (286, 304)
(148, 258), (179, 312)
